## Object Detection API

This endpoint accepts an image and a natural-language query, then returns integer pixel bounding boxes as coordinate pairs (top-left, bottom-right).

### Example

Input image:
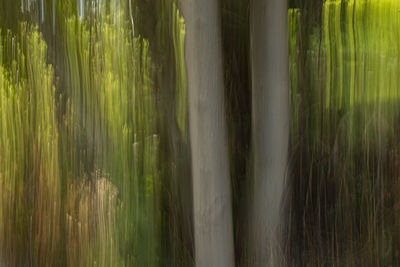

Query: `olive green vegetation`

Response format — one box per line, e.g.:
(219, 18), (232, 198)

(0, 0), (189, 266)
(2, 0), (400, 266)
(0, 25), (61, 266)
(61, 11), (159, 266)
(289, 0), (400, 265)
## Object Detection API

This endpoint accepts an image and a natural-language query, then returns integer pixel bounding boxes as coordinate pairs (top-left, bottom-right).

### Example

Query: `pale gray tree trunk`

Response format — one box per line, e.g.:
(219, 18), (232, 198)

(249, 0), (289, 265)
(180, 1), (235, 266)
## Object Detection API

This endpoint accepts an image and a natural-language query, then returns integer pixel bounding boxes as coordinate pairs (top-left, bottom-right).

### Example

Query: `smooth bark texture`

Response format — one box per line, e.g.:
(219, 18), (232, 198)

(250, 0), (289, 265)
(181, 1), (235, 266)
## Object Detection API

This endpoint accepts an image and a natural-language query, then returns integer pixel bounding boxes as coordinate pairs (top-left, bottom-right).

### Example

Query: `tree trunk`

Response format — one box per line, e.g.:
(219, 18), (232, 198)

(250, 0), (289, 265)
(181, 1), (235, 266)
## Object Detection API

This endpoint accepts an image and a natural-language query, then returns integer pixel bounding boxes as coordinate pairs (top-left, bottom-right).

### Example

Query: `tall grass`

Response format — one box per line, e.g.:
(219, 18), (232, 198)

(59, 5), (161, 266)
(0, 25), (60, 266)
(0, 0), (189, 265)
(289, 0), (400, 265)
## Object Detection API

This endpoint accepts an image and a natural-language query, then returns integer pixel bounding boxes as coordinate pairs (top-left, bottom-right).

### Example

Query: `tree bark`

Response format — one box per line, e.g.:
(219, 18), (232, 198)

(181, 1), (235, 266)
(250, 0), (289, 265)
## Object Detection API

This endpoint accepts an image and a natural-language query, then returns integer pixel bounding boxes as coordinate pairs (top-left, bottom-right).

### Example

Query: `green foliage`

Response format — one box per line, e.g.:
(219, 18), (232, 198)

(0, 1), (186, 265)
(60, 8), (160, 267)
(289, 1), (400, 265)
(0, 24), (60, 266)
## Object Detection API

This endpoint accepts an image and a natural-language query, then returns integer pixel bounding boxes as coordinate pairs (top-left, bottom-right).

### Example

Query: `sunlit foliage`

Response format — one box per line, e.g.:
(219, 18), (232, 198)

(289, 0), (400, 265)
(0, 25), (60, 266)
(0, 0), (187, 265)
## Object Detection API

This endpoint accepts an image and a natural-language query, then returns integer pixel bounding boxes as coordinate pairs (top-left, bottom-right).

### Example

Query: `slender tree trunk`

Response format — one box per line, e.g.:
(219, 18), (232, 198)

(249, 0), (289, 265)
(181, 1), (235, 266)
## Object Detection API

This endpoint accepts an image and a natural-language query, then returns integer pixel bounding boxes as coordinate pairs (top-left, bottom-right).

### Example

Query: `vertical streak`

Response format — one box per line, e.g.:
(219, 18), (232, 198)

(81, 0), (84, 20)
(324, 4), (331, 109)
(334, 2), (343, 110)
(53, 0), (56, 35)
(129, 0), (135, 41)
(353, 0), (357, 106)
(41, 0), (44, 23)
